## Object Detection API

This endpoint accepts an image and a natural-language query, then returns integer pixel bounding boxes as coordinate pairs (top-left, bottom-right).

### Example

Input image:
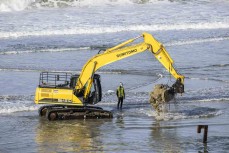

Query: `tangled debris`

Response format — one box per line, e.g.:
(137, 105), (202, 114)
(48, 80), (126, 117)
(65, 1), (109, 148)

(149, 79), (184, 114)
(149, 84), (175, 113)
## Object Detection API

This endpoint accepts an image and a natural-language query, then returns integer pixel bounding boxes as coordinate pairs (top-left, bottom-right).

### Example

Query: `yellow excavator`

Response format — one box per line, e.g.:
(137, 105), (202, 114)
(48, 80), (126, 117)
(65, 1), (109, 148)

(34, 32), (184, 120)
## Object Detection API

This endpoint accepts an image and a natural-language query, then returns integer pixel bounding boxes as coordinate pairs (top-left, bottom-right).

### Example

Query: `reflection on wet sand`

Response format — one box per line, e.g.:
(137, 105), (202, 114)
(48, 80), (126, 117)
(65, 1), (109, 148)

(150, 121), (182, 152)
(35, 118), (112, 152)
(116, 113), (125, 129)
(150, 122), (210, 152)
(198, 143), (208, 153)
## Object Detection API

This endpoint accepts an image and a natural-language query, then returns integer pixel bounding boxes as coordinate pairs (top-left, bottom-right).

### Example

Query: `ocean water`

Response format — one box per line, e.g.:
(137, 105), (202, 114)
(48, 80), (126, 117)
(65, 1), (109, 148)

(0, 0), (229, 152)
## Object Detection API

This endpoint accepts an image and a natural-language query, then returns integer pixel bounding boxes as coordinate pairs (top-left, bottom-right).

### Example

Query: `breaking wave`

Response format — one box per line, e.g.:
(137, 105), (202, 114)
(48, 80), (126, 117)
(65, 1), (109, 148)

(0, 67), (160, 77)
(0, 0), (34, 12)
(0, 95), (33, 101)
(0, 68), (120, 74)
(0, 36), (228, 57)
(141, 107), (223, 121)
(197, 98), (229, 102)
(0, 47), (90, 55)
(0, 95), (39, 114)
(0, 67), (154, 75)
(186, 76), (229, 83)
(1, 22), (229, 39)
(0, 105), (39, 114)
(167, 36), (229, 46)
(210, 64), (229, 68)
(0, 0), (180, 12)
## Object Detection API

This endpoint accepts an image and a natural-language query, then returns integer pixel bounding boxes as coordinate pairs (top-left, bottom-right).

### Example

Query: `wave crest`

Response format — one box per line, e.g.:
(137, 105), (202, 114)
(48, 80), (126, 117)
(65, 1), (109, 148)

(141, 107), (223, 121)
(0, 0), (165, 12)
(167, 36), (229, 46)
(1, 23), (229, 39)
(0, 94), (39, 114)
(0, 0), (34, 12)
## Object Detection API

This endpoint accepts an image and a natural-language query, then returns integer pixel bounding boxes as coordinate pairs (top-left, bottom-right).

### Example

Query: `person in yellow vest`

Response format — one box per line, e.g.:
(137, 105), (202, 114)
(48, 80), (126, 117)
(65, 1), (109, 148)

(116, 82), (125, 109)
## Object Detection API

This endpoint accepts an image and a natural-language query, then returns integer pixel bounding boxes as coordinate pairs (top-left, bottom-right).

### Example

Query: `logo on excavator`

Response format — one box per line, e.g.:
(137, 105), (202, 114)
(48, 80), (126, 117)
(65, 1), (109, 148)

(116, 49), (137, 58)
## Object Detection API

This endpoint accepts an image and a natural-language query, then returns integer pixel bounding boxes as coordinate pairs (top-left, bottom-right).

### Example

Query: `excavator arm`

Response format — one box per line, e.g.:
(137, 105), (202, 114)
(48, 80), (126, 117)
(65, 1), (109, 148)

(75, 32), (184, 100)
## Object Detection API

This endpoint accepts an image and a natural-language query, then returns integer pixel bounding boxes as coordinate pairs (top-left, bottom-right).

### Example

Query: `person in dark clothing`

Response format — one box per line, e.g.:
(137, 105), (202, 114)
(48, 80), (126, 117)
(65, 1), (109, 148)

(116, 82), (125, 109)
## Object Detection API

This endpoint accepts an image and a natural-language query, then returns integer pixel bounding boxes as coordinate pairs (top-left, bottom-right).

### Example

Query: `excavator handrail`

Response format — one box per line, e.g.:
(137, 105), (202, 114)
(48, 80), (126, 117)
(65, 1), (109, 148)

(75, 32), (184, 99)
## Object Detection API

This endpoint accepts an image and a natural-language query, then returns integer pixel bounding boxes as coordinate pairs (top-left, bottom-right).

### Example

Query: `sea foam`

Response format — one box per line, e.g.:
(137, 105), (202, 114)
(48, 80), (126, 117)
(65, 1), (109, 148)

(0, 0), (167, 12)
(1, 22), (229, 39)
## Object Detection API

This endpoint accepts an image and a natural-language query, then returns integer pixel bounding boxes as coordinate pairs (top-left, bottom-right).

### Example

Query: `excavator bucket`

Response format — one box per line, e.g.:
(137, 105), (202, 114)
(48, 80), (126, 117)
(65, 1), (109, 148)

(172, 78), (184, 94)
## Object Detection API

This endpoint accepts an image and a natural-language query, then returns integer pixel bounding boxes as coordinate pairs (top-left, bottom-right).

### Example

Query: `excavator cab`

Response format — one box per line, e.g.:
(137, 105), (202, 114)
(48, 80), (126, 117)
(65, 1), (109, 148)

(90, 74), (102, 104)
(70, 74), (79, 89)
(83, 74), (102, 104)
(70, 74), (102, 104)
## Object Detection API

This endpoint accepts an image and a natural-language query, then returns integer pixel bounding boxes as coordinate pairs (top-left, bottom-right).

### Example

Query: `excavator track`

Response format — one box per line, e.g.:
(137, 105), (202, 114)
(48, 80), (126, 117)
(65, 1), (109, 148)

(38, 105), (113, 121)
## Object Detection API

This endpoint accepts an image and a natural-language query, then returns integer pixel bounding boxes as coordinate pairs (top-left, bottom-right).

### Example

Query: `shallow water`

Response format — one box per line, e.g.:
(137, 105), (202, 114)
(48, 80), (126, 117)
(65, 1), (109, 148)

(0, 98), (229, 152)
(0, 0), (229, 152)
